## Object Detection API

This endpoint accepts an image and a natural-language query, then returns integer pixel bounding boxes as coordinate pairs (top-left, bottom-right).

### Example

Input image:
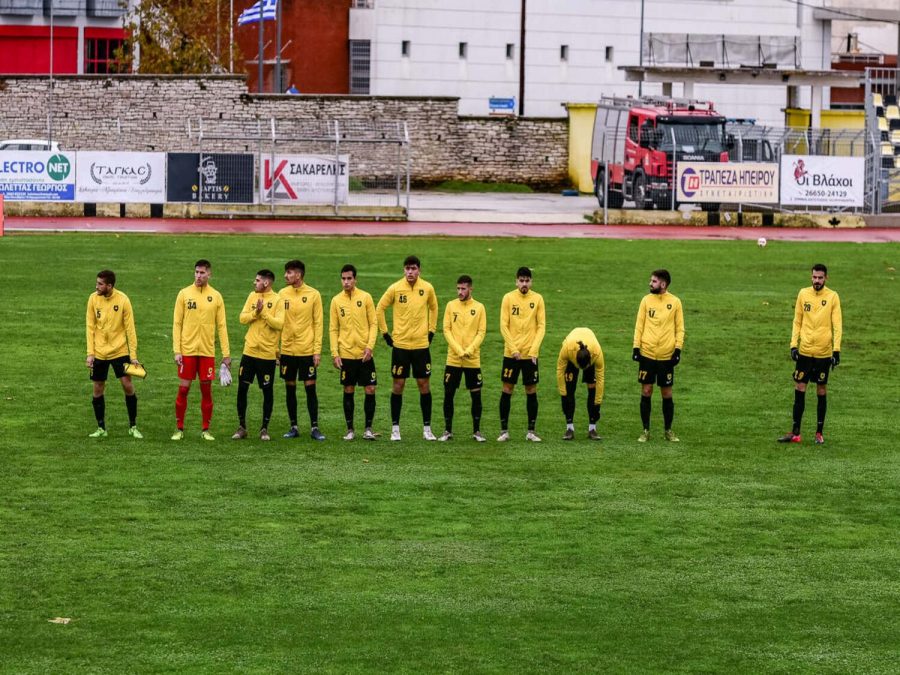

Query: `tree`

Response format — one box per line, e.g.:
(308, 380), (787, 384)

(120, 0), (240, 74)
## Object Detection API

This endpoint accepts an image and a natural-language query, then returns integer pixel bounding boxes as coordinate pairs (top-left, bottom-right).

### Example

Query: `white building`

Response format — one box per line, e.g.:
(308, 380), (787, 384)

(351, 0), (841, 126)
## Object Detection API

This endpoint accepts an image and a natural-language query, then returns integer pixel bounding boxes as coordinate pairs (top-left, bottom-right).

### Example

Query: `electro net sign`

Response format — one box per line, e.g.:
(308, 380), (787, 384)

(260, 155), (350, 204)
(779, 155), (865, 207)
(0, 152), (75, 201)
(677, 162), (779, 204)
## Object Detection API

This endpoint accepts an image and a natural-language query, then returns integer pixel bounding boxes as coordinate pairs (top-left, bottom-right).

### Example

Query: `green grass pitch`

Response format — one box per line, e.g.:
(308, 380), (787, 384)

(0, 233), (897, 672)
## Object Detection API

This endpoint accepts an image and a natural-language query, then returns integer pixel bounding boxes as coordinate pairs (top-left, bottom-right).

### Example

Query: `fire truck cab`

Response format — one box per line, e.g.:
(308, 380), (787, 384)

(591, 95), (730, 210)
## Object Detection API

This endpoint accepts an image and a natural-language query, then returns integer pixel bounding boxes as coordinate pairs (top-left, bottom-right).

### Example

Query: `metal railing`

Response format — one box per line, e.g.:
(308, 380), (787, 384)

(188, 117), (410, 216)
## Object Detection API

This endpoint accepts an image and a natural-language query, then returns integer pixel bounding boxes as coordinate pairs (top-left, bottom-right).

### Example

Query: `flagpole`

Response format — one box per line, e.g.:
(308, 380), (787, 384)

(275, 0), (282, 92)
(257, 0), (264, 92)
(229, 0), (234, 72)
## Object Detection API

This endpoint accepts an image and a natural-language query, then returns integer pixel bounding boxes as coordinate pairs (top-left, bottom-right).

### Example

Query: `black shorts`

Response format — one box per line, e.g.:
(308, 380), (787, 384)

(239, 355), (276, 388)
(637, 356), (674, 387)
(563, 362), (596, 392)
(280, 354), (317, 382)
(501, 356), (539, 386)
(340, 358), (378, 388)
(444, 365), (483, 390)
(391, 347), (432, 380)
(90, 355), (130, 382)
(793, 355), (831, 385)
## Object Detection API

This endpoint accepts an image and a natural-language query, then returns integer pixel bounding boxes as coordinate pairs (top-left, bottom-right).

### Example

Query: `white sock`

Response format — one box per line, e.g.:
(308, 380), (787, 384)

(588, 424), (596, 432)
(392, 424), (400, 433)
(566, 423), (574, 431)
(424, 425), (432, 433)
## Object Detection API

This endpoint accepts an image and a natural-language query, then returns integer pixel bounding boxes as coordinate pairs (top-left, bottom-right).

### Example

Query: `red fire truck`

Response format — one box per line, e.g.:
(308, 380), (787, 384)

(590, 95), (731, 209)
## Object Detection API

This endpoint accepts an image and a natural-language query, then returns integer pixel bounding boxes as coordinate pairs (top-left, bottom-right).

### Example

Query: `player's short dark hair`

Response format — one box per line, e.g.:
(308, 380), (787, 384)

(404, 255), (421, 268)
(576, 342), (591, 369)
(195, 259), (211, 270)
(652, 269), (671, 286)
(285, 259), (305, 275)
(457, 274), (473, 286)
(812, 263), (828, 275)
(341, 264), (357, 278)
(257, 269), (275, 282)
(97, 269), (116, 286)
(516, 266), (532, 279)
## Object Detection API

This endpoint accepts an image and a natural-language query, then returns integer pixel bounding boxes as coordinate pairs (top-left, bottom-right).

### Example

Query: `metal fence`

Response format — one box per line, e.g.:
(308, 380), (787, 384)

(189, 117), (410, 216)
(594, 123), (874, 220)
(865, 67), (900, 213)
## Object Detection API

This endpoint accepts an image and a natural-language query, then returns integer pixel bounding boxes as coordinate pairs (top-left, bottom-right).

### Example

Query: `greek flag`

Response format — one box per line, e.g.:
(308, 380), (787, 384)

(237, 0), (277, 25)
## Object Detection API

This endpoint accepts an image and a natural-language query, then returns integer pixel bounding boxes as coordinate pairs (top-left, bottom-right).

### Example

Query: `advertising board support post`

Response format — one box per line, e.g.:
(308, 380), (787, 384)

(603, 158), (609, 225)
(269, 118), (276, 214)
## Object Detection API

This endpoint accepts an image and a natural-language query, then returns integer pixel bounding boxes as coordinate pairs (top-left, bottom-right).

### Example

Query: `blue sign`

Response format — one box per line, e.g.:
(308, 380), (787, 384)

(489, 97), (516, 112)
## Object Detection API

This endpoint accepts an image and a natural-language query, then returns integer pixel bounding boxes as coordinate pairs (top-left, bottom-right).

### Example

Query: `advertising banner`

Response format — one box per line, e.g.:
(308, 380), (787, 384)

(75, 152), (166, 203)
(780, 155), (865, 207)
(0, 151), (75, 201)
(676, 162), (779, 204)
(167, 153), (255, 203)
(261, 154), (349, 204)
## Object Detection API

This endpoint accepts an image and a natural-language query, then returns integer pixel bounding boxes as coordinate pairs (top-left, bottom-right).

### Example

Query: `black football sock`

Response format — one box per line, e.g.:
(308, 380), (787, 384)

(262, 386), (274, 429)
(792, 389), (805, 435)
(470, 389), (482, 433)
(662, 397), (674, 431)
(364, 393), (376, 428)
(285, 384), (298, 427)
(125, 394), (137, 426)
(390, 393), (402, 426)
(237, 381), (249, 428)
(92, 395), (106, 429)
(587, 388), (600, 424)
(816, 394), (827, 434)
(561, 394), (576, 425)
(499, 391), (512, 431)
(305, 383), (319, 428)
(443, 385), (457, 433)
(343, 392), (355, 429)
(640, 394), (651, 429)
(526, 392), (538, 431)
(420, 391), (432, 427)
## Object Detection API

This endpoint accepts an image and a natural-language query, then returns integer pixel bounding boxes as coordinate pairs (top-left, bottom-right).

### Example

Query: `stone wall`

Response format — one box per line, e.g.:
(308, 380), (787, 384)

(0, 75), (569, 187)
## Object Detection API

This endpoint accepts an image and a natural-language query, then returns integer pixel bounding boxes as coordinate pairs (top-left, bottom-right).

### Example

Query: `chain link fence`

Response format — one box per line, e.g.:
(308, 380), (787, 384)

(188, 118), (410, 216)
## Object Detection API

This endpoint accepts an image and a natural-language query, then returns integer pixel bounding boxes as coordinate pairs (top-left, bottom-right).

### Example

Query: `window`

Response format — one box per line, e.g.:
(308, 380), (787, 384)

(85, 37), (126, 74)
(560, 45), (568, 62)
(351, 0), (374, 7)
(628, 115), (639, 142)
(605, 46), (614, 62)
(349, 40), (371, 95)
(506, 43), (514, 60)
(459, 42), (467, 59)
(401, 40), (410, 57)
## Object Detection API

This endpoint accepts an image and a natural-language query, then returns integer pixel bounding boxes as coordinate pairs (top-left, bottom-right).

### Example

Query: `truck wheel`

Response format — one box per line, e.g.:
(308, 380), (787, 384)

(633, 172), (650, 209)
(595, 169), (624, 208)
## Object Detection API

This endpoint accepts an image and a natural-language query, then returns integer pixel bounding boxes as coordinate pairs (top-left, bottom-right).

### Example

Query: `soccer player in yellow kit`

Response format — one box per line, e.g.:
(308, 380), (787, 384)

(438, 275), (487, 442)
(85, 269), (142, 438)
(330, 264), (379, 441)
(778, 263), (842, 445)
(376, 255), (439, 441)
(498, 266), (546, 442)
(232, 269), (285, 441)
(556, 327), (605, 441)
(172, 259), (231, 441)
(633, 268), (684, 442)
(278, 260), (325, 441)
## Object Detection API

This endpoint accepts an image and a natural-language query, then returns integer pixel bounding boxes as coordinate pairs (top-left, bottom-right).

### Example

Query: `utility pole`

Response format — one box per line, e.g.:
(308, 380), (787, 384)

(518, 0), (526, 116)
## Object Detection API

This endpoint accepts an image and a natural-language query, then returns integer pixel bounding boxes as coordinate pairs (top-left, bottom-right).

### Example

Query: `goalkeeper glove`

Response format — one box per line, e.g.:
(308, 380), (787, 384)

(831, 351), (840, 367)
(632, 347), (641, 362)
(790, 347), (799, 362)
(671, 348), (681, 366)
(383, 333), (394, 347)
(428, 331), (435, 344)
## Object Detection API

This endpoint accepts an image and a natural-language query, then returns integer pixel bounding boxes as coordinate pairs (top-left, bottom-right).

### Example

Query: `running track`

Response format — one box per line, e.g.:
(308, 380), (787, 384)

(5, 217), (900, 243)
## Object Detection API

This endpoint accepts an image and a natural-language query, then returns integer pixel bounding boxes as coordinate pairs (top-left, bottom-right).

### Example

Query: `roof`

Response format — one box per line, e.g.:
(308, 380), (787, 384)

(621, 66), (863, 88)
